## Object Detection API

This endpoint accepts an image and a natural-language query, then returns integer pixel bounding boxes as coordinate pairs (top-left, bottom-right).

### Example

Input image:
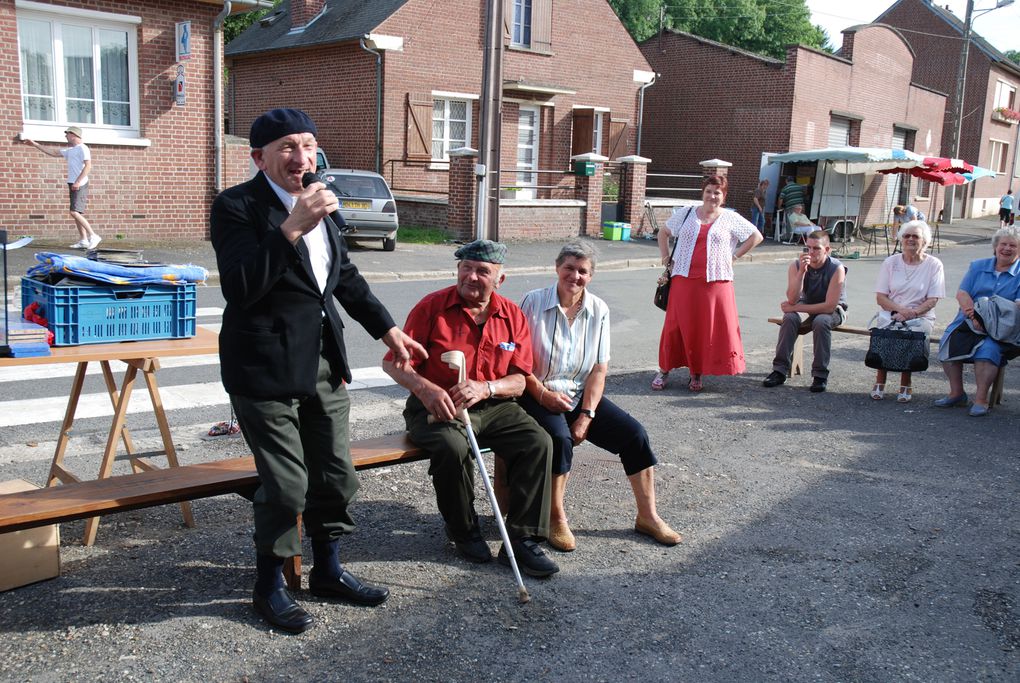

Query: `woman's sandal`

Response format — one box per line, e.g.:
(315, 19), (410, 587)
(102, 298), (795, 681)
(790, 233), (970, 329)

(897, 385), (912, 403)
(870, 383), (885, 400)
(688, 375), (703, 392)
(651, 371), (668, 391)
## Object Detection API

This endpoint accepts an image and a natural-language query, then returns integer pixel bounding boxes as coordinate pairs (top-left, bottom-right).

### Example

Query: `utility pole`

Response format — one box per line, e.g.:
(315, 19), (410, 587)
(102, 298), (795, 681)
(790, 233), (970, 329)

(944, 0), (1014, 223)
(475, 0), (504, 241)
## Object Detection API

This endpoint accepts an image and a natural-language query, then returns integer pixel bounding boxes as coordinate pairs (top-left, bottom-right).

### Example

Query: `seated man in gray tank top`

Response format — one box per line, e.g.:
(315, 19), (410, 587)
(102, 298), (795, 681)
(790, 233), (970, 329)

(762, 230), (848, 393)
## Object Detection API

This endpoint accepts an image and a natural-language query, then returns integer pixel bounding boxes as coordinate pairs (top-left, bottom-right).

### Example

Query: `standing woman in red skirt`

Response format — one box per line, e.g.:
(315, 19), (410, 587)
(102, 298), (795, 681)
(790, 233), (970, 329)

(652, 175), (764, 392)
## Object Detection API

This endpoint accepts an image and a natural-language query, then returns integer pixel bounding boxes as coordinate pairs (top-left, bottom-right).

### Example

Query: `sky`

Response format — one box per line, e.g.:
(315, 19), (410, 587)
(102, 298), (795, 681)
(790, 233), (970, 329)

(806, 0), (1019, 54)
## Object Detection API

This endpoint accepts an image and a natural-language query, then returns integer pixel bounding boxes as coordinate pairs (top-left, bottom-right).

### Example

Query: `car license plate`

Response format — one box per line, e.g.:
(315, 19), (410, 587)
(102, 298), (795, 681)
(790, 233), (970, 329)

(341, 200), (371, 209)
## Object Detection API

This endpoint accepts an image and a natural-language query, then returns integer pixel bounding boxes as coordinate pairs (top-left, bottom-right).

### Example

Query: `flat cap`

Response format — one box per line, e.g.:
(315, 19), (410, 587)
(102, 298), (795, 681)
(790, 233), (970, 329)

(454, 239), (507, 264)
(249, 108), (317, 148)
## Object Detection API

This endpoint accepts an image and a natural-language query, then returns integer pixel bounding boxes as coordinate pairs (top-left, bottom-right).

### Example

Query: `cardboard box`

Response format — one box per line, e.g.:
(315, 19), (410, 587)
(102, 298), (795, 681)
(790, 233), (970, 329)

(0, 479), (60, 591)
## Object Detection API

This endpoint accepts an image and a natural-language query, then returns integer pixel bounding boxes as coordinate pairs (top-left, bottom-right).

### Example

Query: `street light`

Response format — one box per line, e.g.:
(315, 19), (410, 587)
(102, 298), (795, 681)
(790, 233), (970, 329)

(945, 0), (1014, 224)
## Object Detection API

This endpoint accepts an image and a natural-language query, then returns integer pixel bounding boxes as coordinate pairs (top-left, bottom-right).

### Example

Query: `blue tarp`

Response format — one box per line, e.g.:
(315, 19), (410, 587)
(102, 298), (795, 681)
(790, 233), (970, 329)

(27, 252), (208, 285)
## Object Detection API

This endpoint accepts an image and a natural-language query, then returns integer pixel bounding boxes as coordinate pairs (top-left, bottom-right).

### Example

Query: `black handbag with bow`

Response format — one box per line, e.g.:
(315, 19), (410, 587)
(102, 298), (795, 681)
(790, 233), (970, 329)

(865, 321), (929, 372)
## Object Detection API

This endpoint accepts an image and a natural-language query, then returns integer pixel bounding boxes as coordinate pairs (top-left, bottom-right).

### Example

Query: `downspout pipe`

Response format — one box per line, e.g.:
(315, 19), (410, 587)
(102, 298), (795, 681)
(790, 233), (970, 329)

(636, 73), (657, 157)
(360, 37), (383, 174)
(213, 2), (231, 193)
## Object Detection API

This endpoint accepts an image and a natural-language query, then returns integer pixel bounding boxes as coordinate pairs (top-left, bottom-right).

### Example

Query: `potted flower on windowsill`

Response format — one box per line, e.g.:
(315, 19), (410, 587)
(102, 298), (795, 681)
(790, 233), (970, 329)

(992, 106), (1020, 124)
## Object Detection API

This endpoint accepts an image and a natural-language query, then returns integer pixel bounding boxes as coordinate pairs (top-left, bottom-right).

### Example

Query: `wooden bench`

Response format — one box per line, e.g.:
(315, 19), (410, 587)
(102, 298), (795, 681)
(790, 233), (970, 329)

(767, 317), (1009, 407)
(0, 433), (426, 591)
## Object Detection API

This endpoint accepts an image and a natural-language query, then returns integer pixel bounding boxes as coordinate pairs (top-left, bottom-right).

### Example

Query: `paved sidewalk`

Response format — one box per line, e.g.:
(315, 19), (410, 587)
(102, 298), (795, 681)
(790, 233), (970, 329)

(3, 216), (1001, 290)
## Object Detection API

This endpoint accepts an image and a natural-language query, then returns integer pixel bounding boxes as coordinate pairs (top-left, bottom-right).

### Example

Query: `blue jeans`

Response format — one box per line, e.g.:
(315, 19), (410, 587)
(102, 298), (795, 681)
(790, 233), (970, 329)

(751, 206), (765, 233)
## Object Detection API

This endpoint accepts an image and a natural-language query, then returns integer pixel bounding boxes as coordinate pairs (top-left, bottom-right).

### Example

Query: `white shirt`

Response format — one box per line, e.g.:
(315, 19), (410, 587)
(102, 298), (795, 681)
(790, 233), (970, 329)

(265, 175), (331, 293)
(519, 284), (610, 409)
(60, 143), (90, 186)
(875, 253), (945, 323)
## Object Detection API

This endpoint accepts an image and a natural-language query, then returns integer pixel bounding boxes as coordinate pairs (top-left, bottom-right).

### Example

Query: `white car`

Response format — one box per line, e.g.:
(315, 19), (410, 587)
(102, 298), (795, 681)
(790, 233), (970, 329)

(320, 168), (399, 251)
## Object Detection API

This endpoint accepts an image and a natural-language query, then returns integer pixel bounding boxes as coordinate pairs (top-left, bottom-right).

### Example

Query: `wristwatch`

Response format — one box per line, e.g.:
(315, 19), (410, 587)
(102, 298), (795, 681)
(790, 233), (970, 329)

(580, 408), (595, 419)
(485, 381), (496, 399)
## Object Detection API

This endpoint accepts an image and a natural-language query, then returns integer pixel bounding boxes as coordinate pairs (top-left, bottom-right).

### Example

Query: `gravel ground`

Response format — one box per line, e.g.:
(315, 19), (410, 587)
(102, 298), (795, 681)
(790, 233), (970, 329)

(0, 349), (1017, 681)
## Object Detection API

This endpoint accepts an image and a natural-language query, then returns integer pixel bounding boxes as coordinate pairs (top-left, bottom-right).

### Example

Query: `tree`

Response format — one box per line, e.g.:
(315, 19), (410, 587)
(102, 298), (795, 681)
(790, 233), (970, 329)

(223, 0), (281, 44)
(1005, 49), (1020, 65)
(609, 0), (830, 58)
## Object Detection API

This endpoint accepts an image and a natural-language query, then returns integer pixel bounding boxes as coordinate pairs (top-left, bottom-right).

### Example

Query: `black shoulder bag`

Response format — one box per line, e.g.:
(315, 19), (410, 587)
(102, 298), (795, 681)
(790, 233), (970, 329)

(654, 208), (693, 311)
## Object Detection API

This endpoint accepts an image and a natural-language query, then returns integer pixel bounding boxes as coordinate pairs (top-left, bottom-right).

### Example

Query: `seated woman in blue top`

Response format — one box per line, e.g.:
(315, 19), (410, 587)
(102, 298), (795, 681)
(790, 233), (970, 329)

(935, 226), (1020, 416)
(514, 242), (681, 552)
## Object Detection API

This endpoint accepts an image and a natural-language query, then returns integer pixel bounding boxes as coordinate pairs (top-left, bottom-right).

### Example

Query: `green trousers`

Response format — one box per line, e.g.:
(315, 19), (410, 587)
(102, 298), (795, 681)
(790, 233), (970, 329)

(404, 395), (552, 541)
(231, 352), (358, 558)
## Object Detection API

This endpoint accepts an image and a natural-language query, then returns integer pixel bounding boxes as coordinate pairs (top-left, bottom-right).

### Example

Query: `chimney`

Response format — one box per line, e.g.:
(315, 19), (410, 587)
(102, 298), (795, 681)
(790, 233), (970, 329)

(291, 0), (326, 29)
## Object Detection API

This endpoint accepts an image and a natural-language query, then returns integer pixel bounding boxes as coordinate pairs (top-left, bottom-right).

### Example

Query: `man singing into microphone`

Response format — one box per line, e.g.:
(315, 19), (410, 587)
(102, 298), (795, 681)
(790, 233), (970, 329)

(210, 108), (425, 634)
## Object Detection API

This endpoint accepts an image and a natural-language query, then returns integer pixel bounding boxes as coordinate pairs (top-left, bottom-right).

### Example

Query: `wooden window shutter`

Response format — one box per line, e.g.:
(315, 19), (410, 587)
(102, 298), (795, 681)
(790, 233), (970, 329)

(571, 109), (595, 156)
(406, 92), (432, 161)
(532, 0), (552, 52)
(608, 119), (629, 159)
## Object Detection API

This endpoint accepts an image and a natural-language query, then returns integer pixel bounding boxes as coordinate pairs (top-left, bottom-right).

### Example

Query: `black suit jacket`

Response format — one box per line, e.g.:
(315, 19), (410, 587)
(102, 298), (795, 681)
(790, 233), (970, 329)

(210, 172), (395, 399)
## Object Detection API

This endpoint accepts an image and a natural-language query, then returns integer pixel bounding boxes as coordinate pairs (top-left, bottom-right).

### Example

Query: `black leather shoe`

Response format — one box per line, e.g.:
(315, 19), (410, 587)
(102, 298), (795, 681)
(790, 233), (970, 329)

(498, 537), (559, 578)
(810, 377), (827, 393)
(252, 587), (314, 634)
(446, 525), (492, 563)
(308, 570), (389, 606)
(762, 371), (786, 388)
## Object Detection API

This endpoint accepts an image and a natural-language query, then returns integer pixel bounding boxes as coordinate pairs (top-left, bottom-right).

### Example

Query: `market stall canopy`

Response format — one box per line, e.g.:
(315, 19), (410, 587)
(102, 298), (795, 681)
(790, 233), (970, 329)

(878, 157), (997, 186)
(768, 147), (926, 174)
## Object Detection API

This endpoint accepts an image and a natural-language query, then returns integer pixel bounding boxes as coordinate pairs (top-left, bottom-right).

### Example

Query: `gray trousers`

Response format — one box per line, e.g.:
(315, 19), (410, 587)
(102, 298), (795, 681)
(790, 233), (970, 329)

(231, 351), (358, 558)
(771, 308), (847, 379)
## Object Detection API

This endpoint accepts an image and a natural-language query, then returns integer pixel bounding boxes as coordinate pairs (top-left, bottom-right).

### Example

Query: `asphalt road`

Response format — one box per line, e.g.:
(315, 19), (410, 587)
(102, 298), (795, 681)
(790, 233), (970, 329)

(0, 239), (1016, 681)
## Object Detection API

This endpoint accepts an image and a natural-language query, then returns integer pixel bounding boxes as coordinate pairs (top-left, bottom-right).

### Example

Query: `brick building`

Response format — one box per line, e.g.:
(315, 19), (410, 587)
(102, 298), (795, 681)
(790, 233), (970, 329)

(639, 26), (945, 228)
(877, 0), (1020, 219)
(5, 0), (262, 243)
(225, 0), (655, 240)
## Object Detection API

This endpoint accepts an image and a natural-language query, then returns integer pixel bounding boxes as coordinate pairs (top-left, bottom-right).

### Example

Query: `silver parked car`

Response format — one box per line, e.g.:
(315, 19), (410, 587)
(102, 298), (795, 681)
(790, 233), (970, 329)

(320, 168), (399, 251)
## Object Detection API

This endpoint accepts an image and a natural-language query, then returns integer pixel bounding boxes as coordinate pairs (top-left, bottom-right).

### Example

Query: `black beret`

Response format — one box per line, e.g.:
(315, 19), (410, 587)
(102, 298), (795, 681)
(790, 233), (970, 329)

(249, 108), (317, 148)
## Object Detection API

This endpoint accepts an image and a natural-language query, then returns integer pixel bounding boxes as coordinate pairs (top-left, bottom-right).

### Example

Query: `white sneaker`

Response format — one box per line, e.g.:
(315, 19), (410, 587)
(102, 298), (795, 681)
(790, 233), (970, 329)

(69, 239), (87, 249)
(87, 234), (102, 250)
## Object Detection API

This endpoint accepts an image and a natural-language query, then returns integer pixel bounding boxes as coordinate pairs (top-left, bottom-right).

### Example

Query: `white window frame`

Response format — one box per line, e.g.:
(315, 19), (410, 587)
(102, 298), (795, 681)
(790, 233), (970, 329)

(431, 93), (474, 164)
(994, 80), (1016, 110)
(592, 112), (604, 156)
(989, 138), (1010, 174)
(516, 105), (541, 200)
(511, 0), (532, 48)
(16, 0), (147, 146)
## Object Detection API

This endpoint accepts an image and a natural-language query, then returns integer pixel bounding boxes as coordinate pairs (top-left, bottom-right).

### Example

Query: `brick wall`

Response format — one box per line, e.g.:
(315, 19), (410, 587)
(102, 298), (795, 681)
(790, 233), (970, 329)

(396, 198), (449, 231)
(498, 203), (587, 241)
(640, 26), (946, 225)
(2, 1), (225, 242)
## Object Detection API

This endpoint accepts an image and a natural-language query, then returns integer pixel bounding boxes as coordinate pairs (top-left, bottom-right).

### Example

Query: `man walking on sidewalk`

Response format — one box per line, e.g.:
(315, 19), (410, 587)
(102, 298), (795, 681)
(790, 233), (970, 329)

(23, 127), (101, 250)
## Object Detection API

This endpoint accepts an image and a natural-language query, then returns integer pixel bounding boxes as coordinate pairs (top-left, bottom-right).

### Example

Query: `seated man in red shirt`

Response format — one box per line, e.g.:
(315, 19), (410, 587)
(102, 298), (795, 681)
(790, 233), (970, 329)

(383, 239), (557, 577)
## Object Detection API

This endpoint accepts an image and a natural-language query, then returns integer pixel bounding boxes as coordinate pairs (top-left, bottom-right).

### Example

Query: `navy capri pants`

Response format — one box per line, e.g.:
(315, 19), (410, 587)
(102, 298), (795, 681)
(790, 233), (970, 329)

(520, 394), (657, 476)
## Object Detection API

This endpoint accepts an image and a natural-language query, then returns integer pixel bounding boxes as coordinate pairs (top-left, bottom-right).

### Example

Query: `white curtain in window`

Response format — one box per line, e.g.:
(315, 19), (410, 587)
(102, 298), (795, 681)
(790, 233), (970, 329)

(100, 29), (129, 125)
(63, 25), (95, 124)
(19, 19), (55, 121)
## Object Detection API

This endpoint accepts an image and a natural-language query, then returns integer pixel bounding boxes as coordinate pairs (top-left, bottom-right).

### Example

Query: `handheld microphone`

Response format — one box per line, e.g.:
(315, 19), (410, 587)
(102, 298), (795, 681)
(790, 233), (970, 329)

(301, 171), (349, 233)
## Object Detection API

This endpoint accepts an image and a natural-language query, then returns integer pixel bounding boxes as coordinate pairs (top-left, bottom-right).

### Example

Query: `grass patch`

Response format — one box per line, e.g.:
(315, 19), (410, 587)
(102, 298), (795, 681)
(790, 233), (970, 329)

(399, 225), (452, 244)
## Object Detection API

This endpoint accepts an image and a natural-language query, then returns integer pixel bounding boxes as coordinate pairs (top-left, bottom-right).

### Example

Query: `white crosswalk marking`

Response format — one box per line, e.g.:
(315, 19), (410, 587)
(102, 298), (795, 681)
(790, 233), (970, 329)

(0, 367), (397, 427)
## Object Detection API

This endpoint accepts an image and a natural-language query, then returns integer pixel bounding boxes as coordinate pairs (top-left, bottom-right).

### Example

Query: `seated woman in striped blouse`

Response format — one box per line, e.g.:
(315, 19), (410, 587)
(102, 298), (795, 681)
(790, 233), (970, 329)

(515, 241), (681, 552)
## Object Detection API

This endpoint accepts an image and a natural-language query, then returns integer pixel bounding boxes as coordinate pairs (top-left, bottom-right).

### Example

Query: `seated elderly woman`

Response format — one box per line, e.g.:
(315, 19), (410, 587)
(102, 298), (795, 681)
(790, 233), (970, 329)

(869, 220), (945, 403)
(514, 242), (681, 551)
(936, 225), (1020, 416)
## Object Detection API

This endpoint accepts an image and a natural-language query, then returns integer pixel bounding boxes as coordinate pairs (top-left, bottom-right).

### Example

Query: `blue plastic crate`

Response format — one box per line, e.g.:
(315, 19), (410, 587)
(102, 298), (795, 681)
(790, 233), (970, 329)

(21, 277), (197, 346)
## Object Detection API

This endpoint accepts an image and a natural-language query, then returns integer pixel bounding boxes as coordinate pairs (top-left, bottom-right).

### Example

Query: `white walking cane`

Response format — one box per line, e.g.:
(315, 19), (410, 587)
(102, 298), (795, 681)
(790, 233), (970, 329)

(439, 351), (530, 604)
